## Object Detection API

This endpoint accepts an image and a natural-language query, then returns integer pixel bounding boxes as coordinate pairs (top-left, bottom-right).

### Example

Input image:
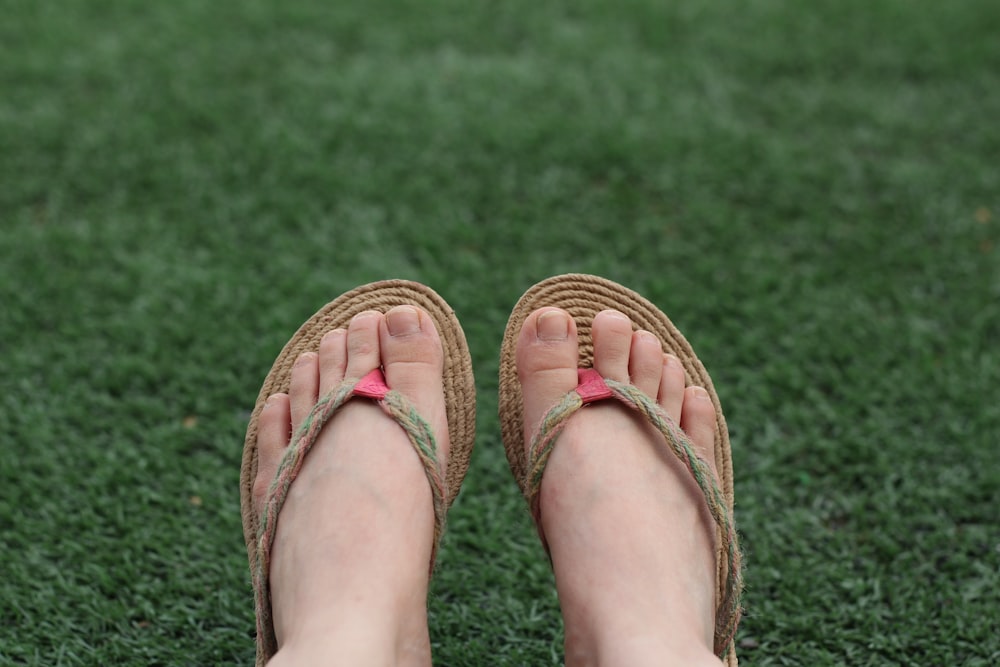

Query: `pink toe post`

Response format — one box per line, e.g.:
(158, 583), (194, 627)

(353, 368), (391, 400)
(575, 368), (615, 403)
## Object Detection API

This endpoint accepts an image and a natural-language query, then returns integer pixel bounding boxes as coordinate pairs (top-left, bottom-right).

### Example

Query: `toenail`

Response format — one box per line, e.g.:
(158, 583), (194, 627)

(664, 353), (681, 368)
(691, 386), (711, 400)
(601, 309), (631, 322)
(536, 310), (570, 341)
(386, 306), (421, 336)
(635, 331), (659, 346)
(294, 352), (316, 366)
(321, 329), (345, 344)
(351, 311), (379, 325)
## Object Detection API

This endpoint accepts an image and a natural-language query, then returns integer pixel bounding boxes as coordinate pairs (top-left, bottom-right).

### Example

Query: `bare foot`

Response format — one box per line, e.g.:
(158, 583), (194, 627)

(252, 306), (450, 666)
(516, 308), (723, 667)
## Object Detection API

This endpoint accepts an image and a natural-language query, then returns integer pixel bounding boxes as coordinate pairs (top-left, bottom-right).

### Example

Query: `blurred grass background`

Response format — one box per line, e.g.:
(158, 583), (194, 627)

(1, 0), (998, 664)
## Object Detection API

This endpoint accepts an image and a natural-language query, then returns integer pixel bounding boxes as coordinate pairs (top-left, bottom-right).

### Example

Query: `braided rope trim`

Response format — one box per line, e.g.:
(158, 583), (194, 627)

(524, 376), (744, 658)
(251, 373), (446, 660)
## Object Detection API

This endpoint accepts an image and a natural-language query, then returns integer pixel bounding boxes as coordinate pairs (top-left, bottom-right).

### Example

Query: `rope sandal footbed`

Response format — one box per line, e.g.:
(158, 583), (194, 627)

(253, 368), (446, 660)
(525, 368), (743, 658)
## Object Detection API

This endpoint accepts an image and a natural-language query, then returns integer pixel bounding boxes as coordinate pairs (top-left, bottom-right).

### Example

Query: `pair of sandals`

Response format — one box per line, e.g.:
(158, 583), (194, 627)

(239, 274), (744, 665)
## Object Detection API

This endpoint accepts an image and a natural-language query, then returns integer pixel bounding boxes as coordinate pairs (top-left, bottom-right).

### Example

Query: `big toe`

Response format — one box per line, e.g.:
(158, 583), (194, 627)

(515, 308), (580, 446)
(378, 305), (449, 456)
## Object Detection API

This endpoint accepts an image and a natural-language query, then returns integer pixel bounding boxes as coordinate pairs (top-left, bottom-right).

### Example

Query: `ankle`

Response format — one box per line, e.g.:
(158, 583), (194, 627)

(272, 605), (431, 667)
(564, 601), (720, 664)
(566, 630), (722, 667)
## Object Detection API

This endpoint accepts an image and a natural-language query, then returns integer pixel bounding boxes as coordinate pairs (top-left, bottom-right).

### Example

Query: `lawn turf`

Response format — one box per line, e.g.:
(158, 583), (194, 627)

(1, 0), (999, 664)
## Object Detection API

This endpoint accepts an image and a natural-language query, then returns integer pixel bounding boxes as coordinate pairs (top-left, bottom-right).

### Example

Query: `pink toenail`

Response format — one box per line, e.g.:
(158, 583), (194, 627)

(353, 368), (390, 399)
(575, 368), (614, 403)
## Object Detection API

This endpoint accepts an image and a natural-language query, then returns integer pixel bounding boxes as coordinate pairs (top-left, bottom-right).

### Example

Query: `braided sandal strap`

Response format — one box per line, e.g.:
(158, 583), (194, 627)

(252, 369), (446, 659)
(524, 369), (744, 658)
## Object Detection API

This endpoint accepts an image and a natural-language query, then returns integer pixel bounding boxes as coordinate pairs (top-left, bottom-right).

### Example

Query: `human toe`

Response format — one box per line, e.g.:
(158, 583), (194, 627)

(591, 310), (634, 382)
(515, 308), (580, 445)
(318, 329), (348, 396)
(627, 330), (664, 397)
(289, 352), (319, 432)
(658, 354), (687, 424)
(680, 386), (720, 476)
(343, 311), (383, 379)
(378, 305), (445, 400)
(254, 393), (291, 516)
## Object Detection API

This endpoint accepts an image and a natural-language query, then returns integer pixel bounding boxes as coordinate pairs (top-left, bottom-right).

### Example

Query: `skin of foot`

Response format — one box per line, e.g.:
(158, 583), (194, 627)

(516, 307), (725, 667)
(252, 306), (451, 667)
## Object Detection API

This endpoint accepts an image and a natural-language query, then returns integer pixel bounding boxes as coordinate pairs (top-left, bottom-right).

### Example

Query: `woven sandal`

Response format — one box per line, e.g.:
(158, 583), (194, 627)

(239, 280), (476, 666)
(498, 274), (743, 664)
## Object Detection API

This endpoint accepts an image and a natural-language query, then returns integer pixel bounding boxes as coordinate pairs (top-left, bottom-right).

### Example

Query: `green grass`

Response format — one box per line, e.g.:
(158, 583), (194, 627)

(2, 0), (999, 664)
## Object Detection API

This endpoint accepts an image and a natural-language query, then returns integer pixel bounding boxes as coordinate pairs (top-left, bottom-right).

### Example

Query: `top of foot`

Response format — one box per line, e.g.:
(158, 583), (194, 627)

(515, 307), (725, 665)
